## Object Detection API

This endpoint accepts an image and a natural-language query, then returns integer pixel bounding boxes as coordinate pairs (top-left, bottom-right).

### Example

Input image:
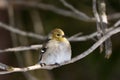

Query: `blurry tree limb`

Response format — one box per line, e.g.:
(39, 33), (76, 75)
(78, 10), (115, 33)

(0, 22), (45, 40)
(0, 0), (8, 9)
(0, 18), (119, 44)
(114, 19), (120, 27)
(13, 1), (94, 22)
(30, 8), (45, 35)
(108, 13), (120, 20)
(0, 19), (119, 53)
(69, 19), (120, 41)
(14, 7), (39, 79)
(0, 1), (119, 21)
(92, 0), (113, 59)
(69, 32), (98, 41)
(0, 21), (96, 42)
(98, 0), (112, 59)
(93, 0), (104, 52)
(59, 0), (91, 21)
(0, 44), (42, 53)
(0, 26), (120, 74)
(11, 1), (120, 21)
(0, 30), (111, 53)
(0, 21), (97, 42)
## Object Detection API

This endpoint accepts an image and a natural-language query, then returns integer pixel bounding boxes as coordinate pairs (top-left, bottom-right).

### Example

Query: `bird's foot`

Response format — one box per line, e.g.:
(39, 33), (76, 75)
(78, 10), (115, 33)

(40, 63), (46, 67)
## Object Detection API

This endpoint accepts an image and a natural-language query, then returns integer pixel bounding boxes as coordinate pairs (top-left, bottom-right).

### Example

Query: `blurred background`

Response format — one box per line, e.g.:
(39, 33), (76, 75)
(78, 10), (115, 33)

(0, 0), (120, 80)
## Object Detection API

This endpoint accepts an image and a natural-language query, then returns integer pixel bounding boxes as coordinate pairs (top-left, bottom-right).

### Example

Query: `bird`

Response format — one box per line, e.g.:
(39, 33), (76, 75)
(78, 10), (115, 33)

(38, 28), (71, 66)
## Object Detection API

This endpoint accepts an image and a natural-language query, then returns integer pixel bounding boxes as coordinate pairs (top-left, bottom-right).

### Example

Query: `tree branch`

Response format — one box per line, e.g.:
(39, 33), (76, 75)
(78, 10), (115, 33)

(11, 1), (120, 21)
(92, 0), (104, 52)
(0, 22), (45, 40)
(12, 1), (95, 22)
(0, 26), (120, 74)
(59, 0), (91, 21)
(0, 44), (42, 53)
(0, 19), (119, 53)
(98, 0), (112, 59)
(108, 13), (120, 20)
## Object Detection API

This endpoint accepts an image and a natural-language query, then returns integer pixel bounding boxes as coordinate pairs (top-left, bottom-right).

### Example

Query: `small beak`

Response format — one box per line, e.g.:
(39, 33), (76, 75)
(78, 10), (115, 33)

(62, 35), (66, 37)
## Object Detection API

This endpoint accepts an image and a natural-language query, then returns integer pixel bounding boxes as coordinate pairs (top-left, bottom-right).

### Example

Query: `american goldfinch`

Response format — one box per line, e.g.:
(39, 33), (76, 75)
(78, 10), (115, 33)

(38, 28), (71, 65)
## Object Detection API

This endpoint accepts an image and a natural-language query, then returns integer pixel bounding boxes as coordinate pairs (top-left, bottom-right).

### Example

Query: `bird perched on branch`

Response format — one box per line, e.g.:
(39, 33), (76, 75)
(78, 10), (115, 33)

(38, 28), (72, 65)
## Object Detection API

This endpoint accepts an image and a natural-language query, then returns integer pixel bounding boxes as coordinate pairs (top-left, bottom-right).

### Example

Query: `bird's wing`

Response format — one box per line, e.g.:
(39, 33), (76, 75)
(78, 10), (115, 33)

(39, 46), (47, 61)
(38, 39), (50, 61)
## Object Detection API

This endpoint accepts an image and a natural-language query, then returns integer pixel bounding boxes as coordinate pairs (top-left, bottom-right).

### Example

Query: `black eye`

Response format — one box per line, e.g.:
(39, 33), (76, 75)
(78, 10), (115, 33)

(56, 34), (60, 36)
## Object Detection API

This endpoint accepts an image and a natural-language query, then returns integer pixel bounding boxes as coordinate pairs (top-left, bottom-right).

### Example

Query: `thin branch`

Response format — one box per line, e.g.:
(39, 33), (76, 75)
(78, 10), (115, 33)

(68, 32), (82, 40)
(0, 22), (45, 40)
(0, 32), (97, 52)
(0, 21), (99, 42)
(114, 19), (120, 27)
(11, 1), (119, 21)
(98, 0), (112, 59)
(59, 0), (91, 21)
(0, 26), (120, 74)
(12, 1), (94, 22)
(70, 19), (120, 54)
(93, 0), (100, 22)
(108, 13), (120, 20)
(0, 21), (93, 42)
(0, 18), (118, 43)
(0, 44), (42, 53)
(69, 32), (98, 41)
(0, 19), (119, 53)
(0, 21), (96, 42)
(69, 19), (120, 42)
(92, 0), (104, 52)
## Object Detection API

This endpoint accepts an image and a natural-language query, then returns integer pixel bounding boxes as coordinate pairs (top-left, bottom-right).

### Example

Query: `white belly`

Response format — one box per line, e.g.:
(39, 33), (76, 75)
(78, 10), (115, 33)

(40, 40), (71, 65)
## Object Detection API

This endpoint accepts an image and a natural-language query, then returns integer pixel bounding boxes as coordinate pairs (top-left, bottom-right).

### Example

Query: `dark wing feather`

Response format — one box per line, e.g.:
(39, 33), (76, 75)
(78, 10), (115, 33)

(39, 47), (47, 61)
(38, 39), (50, 61)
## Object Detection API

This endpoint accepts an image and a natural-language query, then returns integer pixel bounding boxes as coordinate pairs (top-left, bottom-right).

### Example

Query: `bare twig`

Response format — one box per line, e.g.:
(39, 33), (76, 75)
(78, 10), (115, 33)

(114, 19), (120, 27)
(92, 0), (113, 58)
(93, 0), (100, 22)
(69, 19), (120, 42)
(0, 21), (93, 42)
(0, 26), (120, 74)
(12, 1), (94, 22)
(0, 22), (45, 40)
(0, 19), (119, 53)
(11, 1), (119, 21)
(60, 0), (91, 21)
(93, 0), (104, 52)
(69, 32), (98, 41)
(68, 32), (82, 40)
(0, 21), (96, 42)
(0, 44), (42, 53)
(108, 13), (120, 20)
(0, 10), (117, 44)
(98, 0), (112, 59)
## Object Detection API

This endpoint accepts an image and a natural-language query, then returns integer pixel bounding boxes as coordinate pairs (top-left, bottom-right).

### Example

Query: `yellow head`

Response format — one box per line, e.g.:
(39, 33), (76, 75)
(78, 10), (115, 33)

(49, 28), (66, 42)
